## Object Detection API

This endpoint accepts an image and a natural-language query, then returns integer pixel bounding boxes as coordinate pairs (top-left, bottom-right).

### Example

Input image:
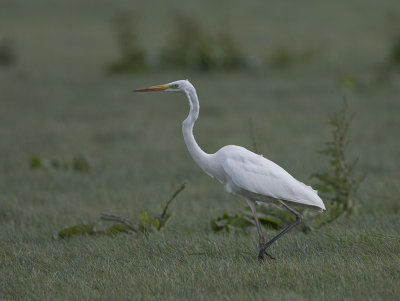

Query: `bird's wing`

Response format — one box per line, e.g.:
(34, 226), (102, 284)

(220, 146), (325, 210)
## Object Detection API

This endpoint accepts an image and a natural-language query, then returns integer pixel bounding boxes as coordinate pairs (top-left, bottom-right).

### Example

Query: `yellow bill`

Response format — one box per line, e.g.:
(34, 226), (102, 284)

(134, 84), (169, 92)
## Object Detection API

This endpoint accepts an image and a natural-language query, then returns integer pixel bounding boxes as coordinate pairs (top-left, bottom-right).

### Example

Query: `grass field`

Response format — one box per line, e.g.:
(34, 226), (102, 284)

(1, 0), (400, 300)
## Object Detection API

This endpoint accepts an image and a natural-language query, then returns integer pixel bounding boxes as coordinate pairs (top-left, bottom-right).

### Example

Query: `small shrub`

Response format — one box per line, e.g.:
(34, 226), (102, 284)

(56, 223), (133, 238)
(56, 183), (186, 239)
(30, 156), (42, 169)
(389, 34), (400, 66)
(161, 15), (203, 68)
(339, 73), (359, 89)
(160, 15), (247, 70)
(211, 203), (295, 233)
(57, 224), (96, 238)
(0, 37), (16, 67)
(267, 47), (317, 69)
(211, 213), (254, 233)
(29, 155), (91, 173)
(376, 33), (400, 83)
(107, 14), (147, 73)
(72, 155), (91, 173)
(307, 101), (365, 229)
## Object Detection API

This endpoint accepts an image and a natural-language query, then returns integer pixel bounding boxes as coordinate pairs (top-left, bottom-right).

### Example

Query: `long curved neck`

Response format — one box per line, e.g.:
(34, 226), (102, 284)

(182, 86), (211, 171)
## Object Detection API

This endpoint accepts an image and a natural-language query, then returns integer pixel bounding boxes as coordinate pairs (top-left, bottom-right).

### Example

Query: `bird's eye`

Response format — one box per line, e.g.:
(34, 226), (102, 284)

(170, 84), (179, 89)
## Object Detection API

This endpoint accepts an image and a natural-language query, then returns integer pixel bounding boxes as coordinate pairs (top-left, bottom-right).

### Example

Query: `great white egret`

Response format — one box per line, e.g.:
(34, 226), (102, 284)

(135, 79), (325, 261)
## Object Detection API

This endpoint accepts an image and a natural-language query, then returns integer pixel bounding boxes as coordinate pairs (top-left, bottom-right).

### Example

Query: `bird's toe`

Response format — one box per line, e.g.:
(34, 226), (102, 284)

(264, 250), (275, 260)
(258, 247), (275, 261)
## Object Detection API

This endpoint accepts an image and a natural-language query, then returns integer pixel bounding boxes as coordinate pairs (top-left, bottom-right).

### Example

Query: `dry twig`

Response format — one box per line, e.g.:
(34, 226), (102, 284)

(249, 117), (259, 154)
(100, 182), (187, 231)
(158, 182), (186, 229)
(101, 213), (137, 231)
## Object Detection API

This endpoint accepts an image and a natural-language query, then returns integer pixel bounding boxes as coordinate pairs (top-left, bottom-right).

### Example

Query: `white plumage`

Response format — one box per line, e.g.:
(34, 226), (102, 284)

(135, 79), (325, 261)
(216, 145), (325, 211)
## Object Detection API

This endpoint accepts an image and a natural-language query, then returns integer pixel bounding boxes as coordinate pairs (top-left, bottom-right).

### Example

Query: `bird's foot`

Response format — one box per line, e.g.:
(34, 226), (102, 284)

(258, 247), (275, 261)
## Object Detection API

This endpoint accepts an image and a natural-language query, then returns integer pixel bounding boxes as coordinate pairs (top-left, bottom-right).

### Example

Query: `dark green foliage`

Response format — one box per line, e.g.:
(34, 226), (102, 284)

(389, 35), (400, 66)
(211, 203), (297, 233)
(216, 33), (247, 69)
(29, 155), (91, 173)
(161, 15), (202, 68)
(211, 213), (253, 233)
(106, 14), (248, 72)
(106, 15), (324, 73)
(0, 37), (16, 67)
(311, 101), (364, 215)
(267, 47), (317, 69)
(375, 33), (400, 83)
(301, 101), (365, 230)
(106, 224), (132, 235)
(339, 73), (359, 89)
(29, 156), (41, 169)
(50, 159), (67, 170)
(57, 224), (96, 238)
(160, 15), (247, 71)
(106, 14), (248, 73)
(138, 211), (160, 232)
(256, 203), (295, 228)
(303, 200), (346, 231)
(57, 224), (133, 238)
(107, 14), (147, 73)
(72, 155), (91, 173)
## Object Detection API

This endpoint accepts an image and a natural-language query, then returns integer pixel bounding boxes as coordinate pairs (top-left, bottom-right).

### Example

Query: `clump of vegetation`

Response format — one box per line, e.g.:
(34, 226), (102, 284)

(389, 34), (400, 67)
(211, 204), (295, 233)
(267, 47), (317, 69)
(376, 33), (400, 83)
(55, 183), (186, 238)
(306, 101), (365, 229)
(106, 14), (247, 73)
(211, 102), (364, 233)
(339, 73), (359, 89)
(30, 155), (90, 173)
(0, 37), (16, 67)
(160, 15), (247, 71)
(106, 14), (147, 73)
(211, 213), (253, 233)
(106, 14), (326, 73)
(72, 155), (91, 172)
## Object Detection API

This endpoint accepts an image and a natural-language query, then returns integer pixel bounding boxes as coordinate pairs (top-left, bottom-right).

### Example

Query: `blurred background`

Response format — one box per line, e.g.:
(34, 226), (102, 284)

(1, 0), (400, 227)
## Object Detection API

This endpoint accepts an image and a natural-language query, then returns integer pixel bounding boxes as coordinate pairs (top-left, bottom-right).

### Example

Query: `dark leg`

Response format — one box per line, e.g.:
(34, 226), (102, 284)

(246, 200), (275, 260)
(258, 200), (303, 261)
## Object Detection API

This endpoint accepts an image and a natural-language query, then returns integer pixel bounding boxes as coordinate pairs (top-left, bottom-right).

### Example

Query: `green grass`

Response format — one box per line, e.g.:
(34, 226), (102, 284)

(1, 0), (400, 300)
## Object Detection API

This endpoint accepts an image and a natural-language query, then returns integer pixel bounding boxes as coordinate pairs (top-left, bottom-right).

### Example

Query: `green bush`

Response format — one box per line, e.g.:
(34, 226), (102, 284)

(267, 47), (317, 69)
(306, 101), (365, 229)
(0, 37), (16, 67)
(56, 183), (186, 238)
(29, 155), (91, 173)
(160, 15), (247, 70)
(107, 14), (147, 73)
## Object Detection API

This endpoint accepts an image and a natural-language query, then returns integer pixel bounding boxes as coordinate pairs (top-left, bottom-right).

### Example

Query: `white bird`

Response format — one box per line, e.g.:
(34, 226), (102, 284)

(135, 79), (325, 261)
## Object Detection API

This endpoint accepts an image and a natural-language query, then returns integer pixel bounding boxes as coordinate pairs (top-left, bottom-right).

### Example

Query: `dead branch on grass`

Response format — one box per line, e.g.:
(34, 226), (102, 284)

(101, 213), (137, 231)
(100, 182), (187, 232)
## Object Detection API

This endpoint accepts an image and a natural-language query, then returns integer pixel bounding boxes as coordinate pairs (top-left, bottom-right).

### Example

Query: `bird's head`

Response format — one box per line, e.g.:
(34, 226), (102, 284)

(134, 79), (192, 94)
